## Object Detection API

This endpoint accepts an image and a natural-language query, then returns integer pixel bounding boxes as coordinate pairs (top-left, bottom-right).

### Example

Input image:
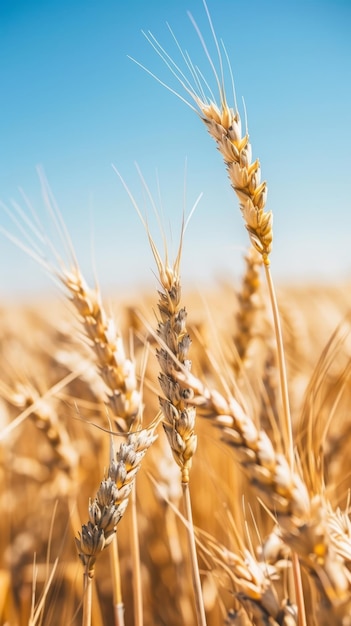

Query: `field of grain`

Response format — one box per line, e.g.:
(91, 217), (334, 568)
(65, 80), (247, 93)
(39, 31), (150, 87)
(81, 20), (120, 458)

(2, 2), (351, 625)
(1, 273), (351, 626)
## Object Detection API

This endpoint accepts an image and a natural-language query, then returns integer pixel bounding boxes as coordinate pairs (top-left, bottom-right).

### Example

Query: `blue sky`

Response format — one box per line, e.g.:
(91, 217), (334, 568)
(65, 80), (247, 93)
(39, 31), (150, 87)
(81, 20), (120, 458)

(1, 0), (351, 299)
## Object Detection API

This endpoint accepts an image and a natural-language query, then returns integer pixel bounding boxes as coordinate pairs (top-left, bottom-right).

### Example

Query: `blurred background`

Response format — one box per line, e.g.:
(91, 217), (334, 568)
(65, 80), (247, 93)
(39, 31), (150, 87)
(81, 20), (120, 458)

(1, 0), (351, 299)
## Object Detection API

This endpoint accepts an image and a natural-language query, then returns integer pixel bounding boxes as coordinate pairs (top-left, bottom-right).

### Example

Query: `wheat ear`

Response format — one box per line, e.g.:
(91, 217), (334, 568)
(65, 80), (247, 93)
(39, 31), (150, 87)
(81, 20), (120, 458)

(173, 365), (351, 617)
(76, 425), (157, 626)
(132, 6), (272, 263)
(153, 240), (210, 625)
(1, 174), (142, 433)
(61, 268), (141, 432)
(200, 531), (297, 626)
(114, 169), (207, 625)
(64, 268), (147, 626)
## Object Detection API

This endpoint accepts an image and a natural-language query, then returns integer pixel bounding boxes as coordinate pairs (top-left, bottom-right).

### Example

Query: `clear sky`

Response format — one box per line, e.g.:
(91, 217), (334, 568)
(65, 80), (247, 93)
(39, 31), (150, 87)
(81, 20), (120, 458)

(1, 0), (351, 299)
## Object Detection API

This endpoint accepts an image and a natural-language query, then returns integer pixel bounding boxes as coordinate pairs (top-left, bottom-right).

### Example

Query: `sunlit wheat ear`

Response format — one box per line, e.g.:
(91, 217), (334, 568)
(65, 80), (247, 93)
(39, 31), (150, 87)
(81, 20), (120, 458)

(76, 422), (157, 575)
(172, 363), (351, 612)
(130, 1), (272, 264)
(113, 165), (201, 484)
(60, 267), (143, 431)
(1, 172), (142, 432)
(199, 529), (297, 626)
(114, 168), (207, 625)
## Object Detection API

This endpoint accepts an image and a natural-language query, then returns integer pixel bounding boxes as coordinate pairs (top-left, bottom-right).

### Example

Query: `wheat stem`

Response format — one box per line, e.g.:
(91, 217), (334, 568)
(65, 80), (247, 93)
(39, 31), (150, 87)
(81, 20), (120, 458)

(233, 247), (263, 373)
(130, 481), (143, 626)
(292, 552), (307, 626)
(76, 427), (157, 622)
(82, 569), (94, 626)
(182, 482), (207, 626)
(126, 185), (207, 622)
(113, 604), (125, 626)
(263, 264), (307, 626)
(109, 536), (125, 626)
(263, 265), (294, 470)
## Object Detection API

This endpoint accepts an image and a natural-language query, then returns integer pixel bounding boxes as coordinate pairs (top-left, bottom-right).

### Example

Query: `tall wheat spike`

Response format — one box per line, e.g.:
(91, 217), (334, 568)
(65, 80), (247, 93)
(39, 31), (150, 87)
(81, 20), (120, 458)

(113, 168), (207, 625)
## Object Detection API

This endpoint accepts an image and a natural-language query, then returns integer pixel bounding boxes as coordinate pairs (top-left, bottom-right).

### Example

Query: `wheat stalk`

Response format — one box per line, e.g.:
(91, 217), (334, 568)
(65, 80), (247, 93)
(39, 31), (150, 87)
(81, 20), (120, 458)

(114, 168), (207, 625)
(76, 424), (157, 626)
(233, 246), (264, 374)
(172, 362), (351, 613)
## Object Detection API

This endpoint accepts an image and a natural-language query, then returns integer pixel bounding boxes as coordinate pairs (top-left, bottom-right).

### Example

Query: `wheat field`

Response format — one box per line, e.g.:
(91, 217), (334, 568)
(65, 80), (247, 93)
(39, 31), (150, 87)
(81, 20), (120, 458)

(2, 2), (351, 625)
(1, 279), (351, 626)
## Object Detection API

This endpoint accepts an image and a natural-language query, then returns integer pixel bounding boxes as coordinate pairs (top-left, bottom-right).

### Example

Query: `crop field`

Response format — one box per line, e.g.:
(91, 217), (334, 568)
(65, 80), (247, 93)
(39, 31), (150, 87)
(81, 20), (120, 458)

(1, 2), (351, 625)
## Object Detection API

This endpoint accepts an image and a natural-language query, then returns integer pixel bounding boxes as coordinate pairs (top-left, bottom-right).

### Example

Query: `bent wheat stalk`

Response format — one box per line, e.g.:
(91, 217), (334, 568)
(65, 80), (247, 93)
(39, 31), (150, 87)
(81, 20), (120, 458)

(173, 363), (351, 622)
